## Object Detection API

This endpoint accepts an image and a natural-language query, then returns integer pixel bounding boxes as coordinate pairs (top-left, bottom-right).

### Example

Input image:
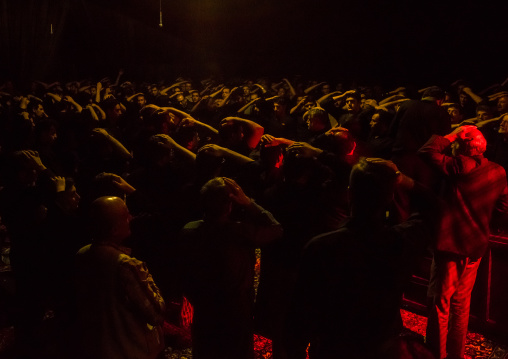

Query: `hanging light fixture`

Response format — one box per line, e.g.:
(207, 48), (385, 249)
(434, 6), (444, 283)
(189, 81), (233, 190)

(159, 0), (163, 27)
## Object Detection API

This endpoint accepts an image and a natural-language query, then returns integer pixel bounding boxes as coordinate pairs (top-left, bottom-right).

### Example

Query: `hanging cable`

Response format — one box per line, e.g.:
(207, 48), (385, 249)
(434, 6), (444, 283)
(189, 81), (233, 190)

(159, 0), (163, 27)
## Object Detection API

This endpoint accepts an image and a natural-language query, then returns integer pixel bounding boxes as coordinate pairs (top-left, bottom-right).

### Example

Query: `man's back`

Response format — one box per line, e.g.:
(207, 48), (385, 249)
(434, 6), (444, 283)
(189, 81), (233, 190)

(74, 243), (164, 359)
(391, 99), (450, 155)
(287, 216), (432, 358)
(419, 134), (508, 258)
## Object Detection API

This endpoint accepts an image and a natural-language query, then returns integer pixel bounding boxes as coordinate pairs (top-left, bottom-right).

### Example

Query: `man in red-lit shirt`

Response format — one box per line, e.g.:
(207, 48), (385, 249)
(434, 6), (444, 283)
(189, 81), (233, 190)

(419, 126), (508, 359)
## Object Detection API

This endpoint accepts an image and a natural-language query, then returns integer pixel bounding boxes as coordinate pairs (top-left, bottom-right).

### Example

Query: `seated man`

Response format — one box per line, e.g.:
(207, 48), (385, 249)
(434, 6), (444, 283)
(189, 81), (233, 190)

(74, 196), (165, 359)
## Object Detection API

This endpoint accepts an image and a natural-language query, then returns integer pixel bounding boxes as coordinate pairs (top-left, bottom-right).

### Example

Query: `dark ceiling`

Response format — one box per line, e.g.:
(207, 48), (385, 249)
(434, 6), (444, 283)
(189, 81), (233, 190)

(1, 0), (505, 89)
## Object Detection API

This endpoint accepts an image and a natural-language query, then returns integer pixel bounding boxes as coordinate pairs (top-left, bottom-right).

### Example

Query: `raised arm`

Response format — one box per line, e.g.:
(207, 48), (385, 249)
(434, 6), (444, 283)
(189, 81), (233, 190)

(198, 144), (254, 165)
(91, 103), (106, 120)
(220, 116), (264, 150)
(316, 90), (342, 107)
(153, 133), (196, 164)
(92, 128), (132, 160)
(304, 81), (326, 95)
(237, 97), (262, 115)
(461, 87), (484, 105)
(282, 78), (297, 99)
(290, 96), (308, 115)
(64, 95), (83, 113)
(223, 177), (282, 246)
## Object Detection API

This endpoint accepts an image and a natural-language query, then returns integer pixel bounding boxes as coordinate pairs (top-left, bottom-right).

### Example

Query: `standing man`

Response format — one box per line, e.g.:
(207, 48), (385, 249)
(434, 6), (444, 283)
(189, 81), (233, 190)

(284, 158), (438, 359)
(419, 126), (508, 359)
(74, 196), (165, 359)
(178, 177), (282, 359)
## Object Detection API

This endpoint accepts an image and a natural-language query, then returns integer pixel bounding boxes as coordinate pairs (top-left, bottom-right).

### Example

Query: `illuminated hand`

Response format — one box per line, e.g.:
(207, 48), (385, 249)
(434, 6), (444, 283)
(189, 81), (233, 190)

(109, 173), (136, 194)
(223, 177), (251, 206)
(287, 142), (323, 158)
(198, 144), (226, 157)
(51, 176), (66, 193)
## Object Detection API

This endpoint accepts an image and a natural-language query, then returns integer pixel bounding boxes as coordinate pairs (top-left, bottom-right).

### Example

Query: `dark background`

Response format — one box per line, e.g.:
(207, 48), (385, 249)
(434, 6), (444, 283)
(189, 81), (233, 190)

(0, 0), (505, 89)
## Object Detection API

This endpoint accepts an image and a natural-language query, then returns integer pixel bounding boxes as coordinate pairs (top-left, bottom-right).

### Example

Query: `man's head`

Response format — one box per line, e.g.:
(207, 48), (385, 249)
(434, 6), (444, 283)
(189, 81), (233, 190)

(321, 83), (331, 95)
(176, 93), (187, 107)
(349, 158), (399, 217)
(30, 101), (47, 120)
(89, 196), (132, 243)
(222, 87), (231, 99)
(190, 90), (200, 103)
(497, 95), (508, 115)
(326, 128), (356, 157)
(498, 114), (508, 138)
(150, 85), (159, 97)
(102, 98), (123, 122)
(451, 126), (487, 157)
(369, 110), (393, 136)
(459, 91), (470, 107)
(447, 104), (464, 124)
(219, 120), (244, 147)
(35, 119), (58, 146)
(304, 107), (329, 132)
(183, 82), (192, 93)
(136, 94), (147, 108)
(200, 177), (232, 221)
(476, 104), (493, 122)
(57, 177), (80, 213)
(422, 86), (445, 105)
(345, 92), (362, 114)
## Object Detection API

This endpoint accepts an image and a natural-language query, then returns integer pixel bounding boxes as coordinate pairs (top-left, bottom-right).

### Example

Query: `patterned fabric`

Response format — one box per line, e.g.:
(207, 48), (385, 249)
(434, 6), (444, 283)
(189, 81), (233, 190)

(75, 242), (165, 359)
(118, 253), (166, 326)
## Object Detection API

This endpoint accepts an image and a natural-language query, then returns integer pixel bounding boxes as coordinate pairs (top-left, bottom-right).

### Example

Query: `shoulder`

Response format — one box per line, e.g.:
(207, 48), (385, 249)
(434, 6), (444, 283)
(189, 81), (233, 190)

(305, 227), (353, 253)
(181, 220), (204, 231)
(76, 244), (92, 256)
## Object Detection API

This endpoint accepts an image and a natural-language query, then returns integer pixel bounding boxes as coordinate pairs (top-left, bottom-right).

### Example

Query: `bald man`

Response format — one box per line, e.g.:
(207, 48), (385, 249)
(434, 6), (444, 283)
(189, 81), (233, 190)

(74, 196), (165, 359)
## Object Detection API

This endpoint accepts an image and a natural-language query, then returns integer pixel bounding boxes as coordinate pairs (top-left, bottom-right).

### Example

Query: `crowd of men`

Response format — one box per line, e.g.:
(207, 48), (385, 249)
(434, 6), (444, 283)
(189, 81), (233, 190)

(1, 73), (508, 359)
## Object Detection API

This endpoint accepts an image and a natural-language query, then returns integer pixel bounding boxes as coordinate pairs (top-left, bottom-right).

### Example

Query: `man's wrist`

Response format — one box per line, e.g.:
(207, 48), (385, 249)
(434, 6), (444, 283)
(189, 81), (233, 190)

(444, 134), (457, 142)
